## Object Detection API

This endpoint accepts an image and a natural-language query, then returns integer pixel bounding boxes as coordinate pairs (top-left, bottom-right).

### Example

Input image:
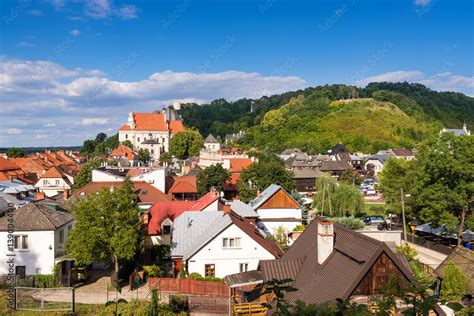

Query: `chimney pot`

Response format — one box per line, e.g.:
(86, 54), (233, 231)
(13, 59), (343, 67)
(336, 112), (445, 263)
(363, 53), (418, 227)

(317, 221), (334, 264)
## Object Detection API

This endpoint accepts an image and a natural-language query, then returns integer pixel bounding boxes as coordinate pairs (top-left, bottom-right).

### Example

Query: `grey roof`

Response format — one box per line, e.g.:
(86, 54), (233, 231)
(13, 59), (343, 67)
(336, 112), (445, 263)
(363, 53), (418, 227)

(171, 211), (232, 260)
(365, 154), (392, 164)
(0, 192), (26, 207)
(0, 196), (9, 211)
(204, 134), (219, 144)
(230, 201), (259, 218)
(224, 270), (263, 288)
(249, 184), (301, 210)
(320, 160), (352, 171)
(0, 180), (35, 193)
(0, 203), (74, 231)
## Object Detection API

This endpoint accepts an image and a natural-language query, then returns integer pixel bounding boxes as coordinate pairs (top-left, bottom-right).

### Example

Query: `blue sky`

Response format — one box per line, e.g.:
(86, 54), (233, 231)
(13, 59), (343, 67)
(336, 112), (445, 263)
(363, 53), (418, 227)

(1, 0), (473, 146)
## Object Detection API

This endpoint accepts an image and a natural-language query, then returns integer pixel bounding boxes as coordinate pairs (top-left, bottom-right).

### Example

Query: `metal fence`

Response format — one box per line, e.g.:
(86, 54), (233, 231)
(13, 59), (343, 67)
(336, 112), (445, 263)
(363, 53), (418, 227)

(15, 287), (74, 312)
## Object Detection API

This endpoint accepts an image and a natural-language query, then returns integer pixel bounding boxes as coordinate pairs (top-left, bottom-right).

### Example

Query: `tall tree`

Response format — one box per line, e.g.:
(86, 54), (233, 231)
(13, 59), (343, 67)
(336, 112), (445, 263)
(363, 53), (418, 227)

(95, 132), (107, 143)
(169, 129), (203, 159)
(81, 139), (97, 156)
(121, 140), (133, 149)
(6, 147), (26, 158)
(73, 159), (104, 190)
(66, 179), (141, 274)
(238, 155), (296, 203)
(137, 148), (151, 164)
(196, 164), (231, 196)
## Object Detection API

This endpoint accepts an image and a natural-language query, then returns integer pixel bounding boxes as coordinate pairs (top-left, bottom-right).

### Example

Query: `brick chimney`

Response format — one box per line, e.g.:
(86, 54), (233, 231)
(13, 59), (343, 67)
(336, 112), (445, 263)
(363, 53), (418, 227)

(317, 221), (334, 264)
(63, 189), (70, 200)
(35, 192), (45, 201)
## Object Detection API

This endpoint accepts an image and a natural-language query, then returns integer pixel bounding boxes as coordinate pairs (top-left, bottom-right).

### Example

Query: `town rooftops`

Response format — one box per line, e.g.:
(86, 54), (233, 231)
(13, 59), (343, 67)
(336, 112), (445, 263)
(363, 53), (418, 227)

(229, 200), (259, 218)
(292, 168), (325, 179)
(441, 124), (471, 136)
(249, 184), (301, 210)
(0, 179), (35, 194)
(111, 145), (135, 160)
(167, 176), (197, 193)
(72, 181), (167, 204)
(204, 134), (219, 143)
(0, 157), (20, 171)
(0, 203), (74, 231)
(365, 154), (392, 164)
(119, 112), (185, 134)
(41, 166), (66, 178)
(319, 160), (352, 172)
(391, 149), (413, 157)
(227, 158), (253, 173)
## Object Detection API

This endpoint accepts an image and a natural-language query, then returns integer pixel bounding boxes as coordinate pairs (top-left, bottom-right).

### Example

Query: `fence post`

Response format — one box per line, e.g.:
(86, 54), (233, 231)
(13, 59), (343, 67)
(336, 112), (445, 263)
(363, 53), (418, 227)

(72, 287), (75, 313)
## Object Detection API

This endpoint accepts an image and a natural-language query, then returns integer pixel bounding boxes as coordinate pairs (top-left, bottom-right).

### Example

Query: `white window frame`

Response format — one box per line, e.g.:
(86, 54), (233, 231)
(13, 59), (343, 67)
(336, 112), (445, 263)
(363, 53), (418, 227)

(14, 235), (28, 251)
(239, 263), (249, 272)
(222, 237), (241, 249)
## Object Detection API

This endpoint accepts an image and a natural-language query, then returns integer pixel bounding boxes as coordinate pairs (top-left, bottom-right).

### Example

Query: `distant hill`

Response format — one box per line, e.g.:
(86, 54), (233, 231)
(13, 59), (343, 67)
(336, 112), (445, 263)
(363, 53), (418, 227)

(178, 82), (473, 153)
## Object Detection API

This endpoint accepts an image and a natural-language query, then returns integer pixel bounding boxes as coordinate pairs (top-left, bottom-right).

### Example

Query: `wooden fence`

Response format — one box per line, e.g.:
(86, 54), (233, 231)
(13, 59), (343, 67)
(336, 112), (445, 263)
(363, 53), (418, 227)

(148, 278), (228, 297)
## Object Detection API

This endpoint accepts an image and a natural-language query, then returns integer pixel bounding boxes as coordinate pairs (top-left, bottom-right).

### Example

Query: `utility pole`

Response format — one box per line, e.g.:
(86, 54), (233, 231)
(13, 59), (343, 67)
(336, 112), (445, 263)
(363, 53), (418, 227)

(401, 188), (407, 243)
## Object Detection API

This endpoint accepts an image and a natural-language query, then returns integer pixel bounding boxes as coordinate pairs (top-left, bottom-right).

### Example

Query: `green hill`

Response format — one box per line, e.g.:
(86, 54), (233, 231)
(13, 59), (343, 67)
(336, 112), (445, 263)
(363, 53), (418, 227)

(178, 82), (473, 153)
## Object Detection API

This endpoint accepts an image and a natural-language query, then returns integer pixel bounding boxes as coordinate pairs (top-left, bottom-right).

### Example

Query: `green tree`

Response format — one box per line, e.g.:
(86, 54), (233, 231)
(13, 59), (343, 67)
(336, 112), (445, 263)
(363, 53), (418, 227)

(159, 152), (172, 166)
(122, 140), (133, 149)
(137, 148), (151, 164)
(6, 147), (26, 158)
(312, 175), (337, 216)
(239, 155), (296, 203)
(81, 139), (97, 156)
(73, 159), (104, 190)
(273, 225), (289, 251)
(169, 129), (203, 158)
(260, 278), (297, 315)
(95, 134), (119, 156)
(149, 289), (158, 316)
(196, 164), (231, 196)
(65, 179), (141, 274)
(332, 183), (365, 217)
(440, 261), (469, 301)
(95, 132), (107, 143)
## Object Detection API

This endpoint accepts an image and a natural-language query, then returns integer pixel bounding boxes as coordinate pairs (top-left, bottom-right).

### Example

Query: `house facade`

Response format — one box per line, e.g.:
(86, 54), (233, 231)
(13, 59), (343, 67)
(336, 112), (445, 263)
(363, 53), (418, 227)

(248, 184), (302, 235)
(118, 110), (184, 161)
(0, 203), (75, 277)
(171, 211), (282, 278)
(34, 167), (73, 197)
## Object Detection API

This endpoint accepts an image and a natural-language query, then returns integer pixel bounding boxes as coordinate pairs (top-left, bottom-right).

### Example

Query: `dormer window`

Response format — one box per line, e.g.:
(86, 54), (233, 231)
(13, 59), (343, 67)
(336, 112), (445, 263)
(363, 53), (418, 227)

(162, 225), (171, 235)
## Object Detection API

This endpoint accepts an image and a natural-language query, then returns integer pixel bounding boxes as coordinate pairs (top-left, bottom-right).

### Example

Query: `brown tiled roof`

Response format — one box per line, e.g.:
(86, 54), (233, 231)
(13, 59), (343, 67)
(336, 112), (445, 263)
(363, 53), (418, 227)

(434, 246), (474, 294)
(72, 181), (167, 203)
(167, 176), (197, 194)
(392, 149), (413, 157)
(0, 157), (19, 171)
(259, 258), (305, 282)
(41, 167), (64, 178)
(0, 203), (74, 231)
(320, 160), (352, 171)
(258, 218), (413, 305)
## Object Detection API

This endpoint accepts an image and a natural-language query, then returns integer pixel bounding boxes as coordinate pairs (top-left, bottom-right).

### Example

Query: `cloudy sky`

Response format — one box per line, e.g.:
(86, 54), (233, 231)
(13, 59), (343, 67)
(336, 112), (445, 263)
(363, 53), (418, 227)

(1, 0), (473, 147)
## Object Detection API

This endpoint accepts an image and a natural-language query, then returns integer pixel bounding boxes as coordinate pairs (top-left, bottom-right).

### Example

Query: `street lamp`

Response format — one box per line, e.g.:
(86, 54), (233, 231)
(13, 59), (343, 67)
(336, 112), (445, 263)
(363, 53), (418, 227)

(400, 188), (411, 243)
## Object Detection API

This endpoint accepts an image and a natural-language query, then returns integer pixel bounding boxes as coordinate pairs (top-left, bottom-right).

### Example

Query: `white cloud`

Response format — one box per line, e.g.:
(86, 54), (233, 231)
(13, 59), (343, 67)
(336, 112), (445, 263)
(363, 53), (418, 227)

(16, 41), (35, 48)
(116, 5), (138, 20)
(85, 0), (112, 19)
(0, 57), (307, 147)
(70, 29), (81, 37)
(7, 128), (22, 135)
(82, 118), (110, 126)
(415, 0), (431, 5)
(44, 122), (57, 127)
(35, 134), (49, 140)
(29, 9), (43, 16)
(356, 70), (474, 94)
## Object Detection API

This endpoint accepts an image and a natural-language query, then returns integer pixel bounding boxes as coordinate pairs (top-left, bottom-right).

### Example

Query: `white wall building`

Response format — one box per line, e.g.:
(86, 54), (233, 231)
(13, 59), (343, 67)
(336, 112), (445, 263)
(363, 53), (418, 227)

(118, 110), (185, 161)
(34, 167), (73, 197)
(0, 203), (74, 276)
(171, 211), (282, 278)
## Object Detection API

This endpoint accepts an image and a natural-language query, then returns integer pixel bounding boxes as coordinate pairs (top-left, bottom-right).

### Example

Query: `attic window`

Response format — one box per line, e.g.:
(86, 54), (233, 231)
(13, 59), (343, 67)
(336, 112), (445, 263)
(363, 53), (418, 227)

(162, 225), (171, 235)
(141, 190), (148, 195)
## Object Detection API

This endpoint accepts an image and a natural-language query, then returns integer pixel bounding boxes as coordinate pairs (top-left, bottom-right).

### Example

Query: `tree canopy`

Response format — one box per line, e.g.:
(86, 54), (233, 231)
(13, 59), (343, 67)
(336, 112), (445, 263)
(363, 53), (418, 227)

(169, 129), (203, 159)
(80, 133), (119, 157)
(380, 133), (473, 242)
(238, 154), (296, 203)
(196, 163), (231, 196)
(6, 147), (26, 158)
(137, 148), (150, 164)
(65, 179), (141, 273)
(73, 158), (104, 190)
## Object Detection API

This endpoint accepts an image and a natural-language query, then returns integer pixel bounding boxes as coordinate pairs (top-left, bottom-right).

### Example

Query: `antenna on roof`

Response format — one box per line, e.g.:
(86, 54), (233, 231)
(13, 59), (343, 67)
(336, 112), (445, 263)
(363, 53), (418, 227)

(187, 217), (193, 228)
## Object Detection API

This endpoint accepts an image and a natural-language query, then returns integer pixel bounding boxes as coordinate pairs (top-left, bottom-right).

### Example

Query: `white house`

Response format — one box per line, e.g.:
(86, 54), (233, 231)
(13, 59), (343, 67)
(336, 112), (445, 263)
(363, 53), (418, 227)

(0, 203), (75, 277)
(118, 110), (185, 161)
(34, 167), (73, 197)
(364, 155), (391, 176)
(171, 211), (282, 278)
(203, 134), (221, 152)
(92, 167), (167, 193)
(248, 184), (302, 235)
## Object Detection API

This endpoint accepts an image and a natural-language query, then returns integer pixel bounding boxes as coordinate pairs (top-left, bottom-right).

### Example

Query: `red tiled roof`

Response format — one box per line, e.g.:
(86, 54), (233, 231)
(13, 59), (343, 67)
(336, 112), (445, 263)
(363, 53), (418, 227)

(147, 190), (220, 235)
(168, 176), (197, 193)
(227, 158), (253, 173)
(111, 145), (135, 160)
(119, 112), (168, 131)
(0, 157), (20, 171)
(41, 167), (64, 178)
(72, 181), (167, 203)
(169, 120), (185, 134)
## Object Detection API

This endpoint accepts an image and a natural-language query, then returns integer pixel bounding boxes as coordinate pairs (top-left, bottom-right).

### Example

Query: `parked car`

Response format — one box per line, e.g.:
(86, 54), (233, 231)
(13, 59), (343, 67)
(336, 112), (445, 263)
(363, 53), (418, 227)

(362, 216), (385, 225)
